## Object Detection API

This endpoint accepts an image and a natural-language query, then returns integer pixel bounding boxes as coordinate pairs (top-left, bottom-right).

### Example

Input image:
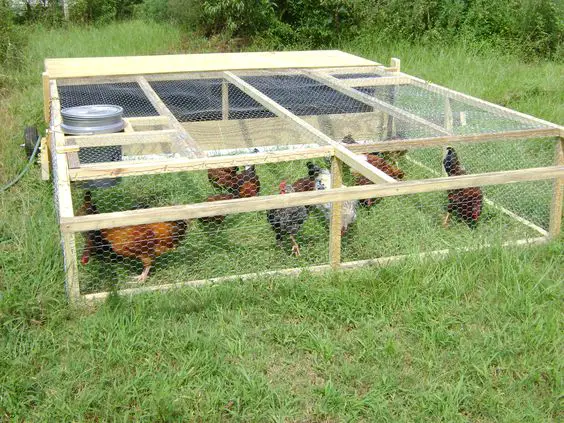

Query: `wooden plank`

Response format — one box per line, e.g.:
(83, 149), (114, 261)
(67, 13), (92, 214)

(444, 97), (453, 132)
(136, 76), (204, 158)
(42, 72), (50, 123)
(67, 152), (80, 169)
(45, 50), (379, 79)
(222, 80), (229, 120)
(343, 128), (562, 153)
(48, 99), (80, 301)
(126, 116), (170, 126)
(80, 236), (546, 303)
(223, 71), (396, 184)
(341, 76), (411, 88)
(318, 66), (386, 76)
(341, 237), (548, 270)
(69, 146), (334, 180)
(82, 264), (332, 302)
(181, 112), (386, 151)
(65, 129), (177, 148)
(549, 137), (563, 238)
(63, 232), (80, 302)
(306, 70), (450, 136)
(61, 165), (564, 233)
(406, 73), (563, 131)
(40, 136), (50, 181)
(329, 157), (343, 268)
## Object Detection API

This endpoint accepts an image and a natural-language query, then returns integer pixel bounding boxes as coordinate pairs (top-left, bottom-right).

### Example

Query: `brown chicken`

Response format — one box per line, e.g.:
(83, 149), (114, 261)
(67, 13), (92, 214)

(353, 154), (405, 207)
(443, 147), (483, 229)
(292, 162), (322, 193)
(365, 153), (405, 180)
(80, 191), (189, 282)
(208, 164), (261, 198)
(208, 166), (239, 191)
(235, 165), (261, 198)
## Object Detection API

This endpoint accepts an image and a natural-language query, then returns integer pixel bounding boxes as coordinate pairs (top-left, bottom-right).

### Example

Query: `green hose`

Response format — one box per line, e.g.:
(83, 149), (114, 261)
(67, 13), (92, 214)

(1, 135), (42, 192)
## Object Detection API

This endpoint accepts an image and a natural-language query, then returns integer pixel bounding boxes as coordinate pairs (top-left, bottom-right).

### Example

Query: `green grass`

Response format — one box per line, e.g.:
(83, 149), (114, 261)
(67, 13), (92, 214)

(1, 20), (563, 420)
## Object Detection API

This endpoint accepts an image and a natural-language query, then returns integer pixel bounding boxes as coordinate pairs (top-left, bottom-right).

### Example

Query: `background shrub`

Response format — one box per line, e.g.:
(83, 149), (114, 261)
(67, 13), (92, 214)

(0, 0), (26, 69)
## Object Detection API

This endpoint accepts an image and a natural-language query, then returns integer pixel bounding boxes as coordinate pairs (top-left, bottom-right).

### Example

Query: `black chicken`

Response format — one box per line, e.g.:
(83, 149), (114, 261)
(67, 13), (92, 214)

(267, 181), (308, 256)
(443, 146), (483, 229)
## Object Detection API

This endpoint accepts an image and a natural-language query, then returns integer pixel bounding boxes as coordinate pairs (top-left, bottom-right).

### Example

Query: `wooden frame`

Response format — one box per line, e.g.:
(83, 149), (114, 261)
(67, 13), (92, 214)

(43, 50), (564, 304)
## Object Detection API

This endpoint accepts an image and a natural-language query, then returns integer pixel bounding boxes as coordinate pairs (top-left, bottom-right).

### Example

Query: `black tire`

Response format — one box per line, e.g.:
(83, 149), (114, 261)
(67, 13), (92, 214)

(24, 126), (39, 158)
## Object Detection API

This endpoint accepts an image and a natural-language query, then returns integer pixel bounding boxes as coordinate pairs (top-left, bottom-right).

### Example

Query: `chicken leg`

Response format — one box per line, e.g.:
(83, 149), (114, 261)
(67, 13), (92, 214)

(442, 212), (451, 228)
(133, 256), (153, 283)
(290, 234), (301, 257)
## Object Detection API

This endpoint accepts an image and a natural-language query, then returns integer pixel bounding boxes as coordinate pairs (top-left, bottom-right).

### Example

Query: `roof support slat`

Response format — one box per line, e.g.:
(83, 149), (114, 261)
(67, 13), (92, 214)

(135, 76), (204, 158)
(223, 71), (397, 184)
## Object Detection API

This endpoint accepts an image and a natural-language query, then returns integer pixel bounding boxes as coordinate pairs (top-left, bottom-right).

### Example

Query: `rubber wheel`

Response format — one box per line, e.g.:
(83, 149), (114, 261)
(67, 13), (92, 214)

(24, 126), (39, 158)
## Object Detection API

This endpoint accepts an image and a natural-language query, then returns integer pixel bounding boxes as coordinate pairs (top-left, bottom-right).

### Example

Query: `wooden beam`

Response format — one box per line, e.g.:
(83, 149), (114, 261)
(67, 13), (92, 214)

(341, 76), (411, 88)
(135, 76), (204, 158)
(40, 136), (50, 181)
(405, 74), (564, 131)
(64, 129), (177, 148)
(48, 96), (80, 300)
(61, 166), (564, 233)
(222, 80), (229, 120)
(305, 70), (450, 136)
(181, 111), (386, 151)
(329, 157), (343, 268)
(45, 50), (379, 79)
(68, 146), (334, 180)
(223, 71), (396, 184)
(549, 137), (563, 238)
(79, 236), (547, 303)
(126, 116), (170, 126)
(42, 72), (50, 123)
(342, 128), (562, 153)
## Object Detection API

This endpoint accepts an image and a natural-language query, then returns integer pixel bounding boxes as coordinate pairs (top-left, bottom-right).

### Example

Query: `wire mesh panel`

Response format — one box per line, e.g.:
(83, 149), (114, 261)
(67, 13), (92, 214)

(340, 179), (552, 264)
(354, 84), (551, 134)
(72, 156), (337, 295)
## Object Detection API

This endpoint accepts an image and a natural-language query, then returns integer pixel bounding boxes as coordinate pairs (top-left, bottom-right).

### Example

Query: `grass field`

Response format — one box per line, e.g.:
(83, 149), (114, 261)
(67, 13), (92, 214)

(0, 21), (563, 420)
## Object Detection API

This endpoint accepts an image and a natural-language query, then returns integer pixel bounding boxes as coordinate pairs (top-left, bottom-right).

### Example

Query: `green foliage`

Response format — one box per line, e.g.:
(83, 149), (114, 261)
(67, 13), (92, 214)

(272, 0), (363, 47)
(360, 0), (563, 60)
(69, 0), (142, 23)
(14, 1), (65, 26)
(0, 0), (26, 71)
(199, 0), (276, 37)
(137, 0), (562, 59)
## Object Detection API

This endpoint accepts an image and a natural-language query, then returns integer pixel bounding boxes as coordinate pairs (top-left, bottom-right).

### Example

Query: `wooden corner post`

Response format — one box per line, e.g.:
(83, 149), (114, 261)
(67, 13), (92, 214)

(329, 156), (343, 268)
(549, 136), (563, 238)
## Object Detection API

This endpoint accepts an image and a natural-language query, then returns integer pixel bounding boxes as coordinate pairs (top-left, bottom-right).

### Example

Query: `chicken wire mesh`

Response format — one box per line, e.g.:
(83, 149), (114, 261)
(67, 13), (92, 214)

(73, 157), (335, 295)
(52, 66), (560, 297)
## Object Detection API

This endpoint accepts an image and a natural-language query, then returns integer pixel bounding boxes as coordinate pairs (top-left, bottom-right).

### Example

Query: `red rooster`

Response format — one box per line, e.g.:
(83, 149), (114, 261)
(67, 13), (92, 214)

(80, 191), (189, 282)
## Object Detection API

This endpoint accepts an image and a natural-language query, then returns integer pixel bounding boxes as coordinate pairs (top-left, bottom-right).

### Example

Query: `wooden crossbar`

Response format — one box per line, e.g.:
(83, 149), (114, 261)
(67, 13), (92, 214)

(343, 128), (561, 153)
(68, 146), (334, 180)
(136, 76), (204, 158)
(60, 166), (564, 233)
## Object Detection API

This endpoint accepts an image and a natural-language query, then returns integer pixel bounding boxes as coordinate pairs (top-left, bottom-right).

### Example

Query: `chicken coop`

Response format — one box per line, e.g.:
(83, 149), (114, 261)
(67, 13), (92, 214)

(41, 50), (563, 303)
